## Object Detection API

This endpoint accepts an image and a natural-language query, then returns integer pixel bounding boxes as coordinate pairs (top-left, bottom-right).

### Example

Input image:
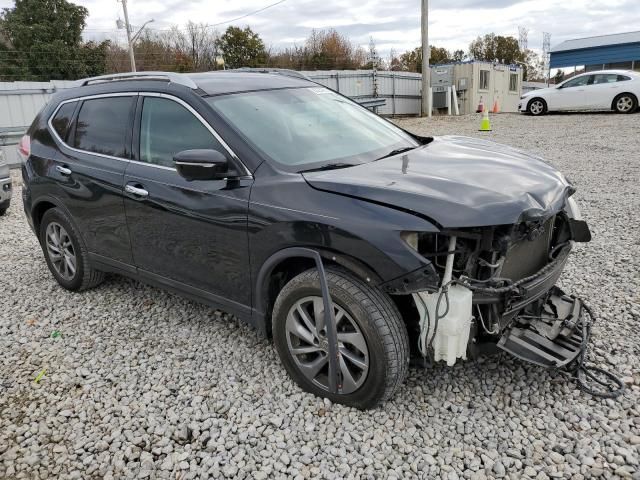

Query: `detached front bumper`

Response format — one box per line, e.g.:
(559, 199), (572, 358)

(498, 288), (586, 368)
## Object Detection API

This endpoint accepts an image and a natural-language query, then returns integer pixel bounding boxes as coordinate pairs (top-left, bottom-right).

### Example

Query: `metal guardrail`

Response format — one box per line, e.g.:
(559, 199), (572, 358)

(355, 98), (387, 112)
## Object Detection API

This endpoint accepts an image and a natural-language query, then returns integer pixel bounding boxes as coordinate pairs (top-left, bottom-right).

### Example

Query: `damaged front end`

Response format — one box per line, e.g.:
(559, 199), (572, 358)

(404, 208), (593, 368)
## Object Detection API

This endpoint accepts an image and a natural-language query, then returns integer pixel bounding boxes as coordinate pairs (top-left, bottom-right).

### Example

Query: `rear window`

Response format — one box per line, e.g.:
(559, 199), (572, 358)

(51, 102), (77, 140)
(73, 97), (133, 158)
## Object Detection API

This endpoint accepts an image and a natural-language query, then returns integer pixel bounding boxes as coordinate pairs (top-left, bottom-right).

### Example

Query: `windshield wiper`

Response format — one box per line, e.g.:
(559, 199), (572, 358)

(298, 163), (357, 173)
(376, 146), (417, 160)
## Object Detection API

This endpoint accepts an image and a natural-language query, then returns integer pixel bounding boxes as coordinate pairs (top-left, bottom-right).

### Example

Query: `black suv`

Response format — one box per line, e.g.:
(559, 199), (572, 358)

(21, 71), (591, 409)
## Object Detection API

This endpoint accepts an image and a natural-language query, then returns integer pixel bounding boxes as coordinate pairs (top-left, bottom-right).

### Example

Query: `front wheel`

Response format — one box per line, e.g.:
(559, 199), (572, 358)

(613, 93), (637, 113)
(272, 267), (409, 409)
(528, 98), (547, 116)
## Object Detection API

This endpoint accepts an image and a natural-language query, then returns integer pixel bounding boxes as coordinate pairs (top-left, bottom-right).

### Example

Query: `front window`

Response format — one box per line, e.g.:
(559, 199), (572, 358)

(206, 88), (418, 171)
(561, 76), (589, 88)
(139, 97), (226, 168)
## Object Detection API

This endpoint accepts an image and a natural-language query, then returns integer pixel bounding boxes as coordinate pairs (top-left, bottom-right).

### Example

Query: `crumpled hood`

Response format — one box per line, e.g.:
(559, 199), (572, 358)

(302, 135), (572, 228)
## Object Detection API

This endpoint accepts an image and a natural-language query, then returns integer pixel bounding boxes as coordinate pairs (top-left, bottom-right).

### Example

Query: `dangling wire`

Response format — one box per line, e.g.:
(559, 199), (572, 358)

(567, 300), (625, 399)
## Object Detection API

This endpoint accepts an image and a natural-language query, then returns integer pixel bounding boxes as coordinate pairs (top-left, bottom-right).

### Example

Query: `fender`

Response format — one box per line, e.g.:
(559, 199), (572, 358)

(251, 246), (383, 336)
(30, 194), (77, 237)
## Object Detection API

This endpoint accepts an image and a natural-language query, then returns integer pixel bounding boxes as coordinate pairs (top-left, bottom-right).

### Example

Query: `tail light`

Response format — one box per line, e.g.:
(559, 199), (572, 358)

(18, 135), (30, 161)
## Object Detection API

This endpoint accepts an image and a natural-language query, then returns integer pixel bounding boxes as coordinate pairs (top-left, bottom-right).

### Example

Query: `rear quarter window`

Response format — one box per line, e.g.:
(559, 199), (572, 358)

(50, 102), (77, 141)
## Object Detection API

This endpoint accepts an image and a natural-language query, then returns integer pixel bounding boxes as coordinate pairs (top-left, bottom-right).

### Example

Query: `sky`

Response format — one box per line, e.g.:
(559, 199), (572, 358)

(1, 0), (638, 60)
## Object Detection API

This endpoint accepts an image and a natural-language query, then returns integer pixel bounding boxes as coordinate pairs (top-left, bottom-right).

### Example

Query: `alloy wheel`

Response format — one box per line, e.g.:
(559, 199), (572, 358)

(45, 222), (77, 281)
(530, 100), (544, 115)
(616, 96), (633, 113)
(285, 296), (369, 394)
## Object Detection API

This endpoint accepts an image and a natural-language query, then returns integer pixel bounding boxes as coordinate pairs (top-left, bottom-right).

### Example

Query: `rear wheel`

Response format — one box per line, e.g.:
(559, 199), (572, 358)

(527, 98), (547, 116)
(613, 93), (637, 113)
(39, 208), (104, 291)
(272, 267), (409, 409)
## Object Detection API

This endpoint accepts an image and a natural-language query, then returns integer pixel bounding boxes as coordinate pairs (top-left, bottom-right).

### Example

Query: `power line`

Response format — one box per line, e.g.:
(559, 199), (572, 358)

(206, 0), (287, 28)
(81, 0), (288, 35)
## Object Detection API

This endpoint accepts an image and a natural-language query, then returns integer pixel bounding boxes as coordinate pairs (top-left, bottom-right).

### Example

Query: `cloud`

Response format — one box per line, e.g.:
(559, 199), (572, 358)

(1, 0), (638, 58)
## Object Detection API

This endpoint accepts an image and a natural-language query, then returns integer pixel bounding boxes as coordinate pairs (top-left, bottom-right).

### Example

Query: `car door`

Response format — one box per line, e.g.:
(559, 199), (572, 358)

(586, 73), (623, 108)
(554, 75), (591, 110)
(123, 93), (253, 310)
(48, 94), (136, 265)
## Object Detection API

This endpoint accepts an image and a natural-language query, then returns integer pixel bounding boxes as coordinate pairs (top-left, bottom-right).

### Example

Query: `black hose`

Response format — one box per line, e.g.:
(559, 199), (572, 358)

(428, 284), (451, 351)
(567, 301), (625, 399)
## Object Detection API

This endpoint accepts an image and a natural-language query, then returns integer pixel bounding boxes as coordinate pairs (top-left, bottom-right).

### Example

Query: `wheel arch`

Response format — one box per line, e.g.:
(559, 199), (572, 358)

(611, 92), (638, 111)
(527, 96), (547, 114)
(253, 247), (383, 337)
(32, 196), (71, 238)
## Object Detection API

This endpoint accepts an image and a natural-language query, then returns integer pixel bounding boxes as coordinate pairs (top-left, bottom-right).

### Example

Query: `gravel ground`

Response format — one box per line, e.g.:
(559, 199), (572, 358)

(1, 112), (639, 480)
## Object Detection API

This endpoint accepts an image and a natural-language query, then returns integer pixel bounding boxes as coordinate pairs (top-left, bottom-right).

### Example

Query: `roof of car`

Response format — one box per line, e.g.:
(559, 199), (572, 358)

(184, 71), (316, 95)
(571, 69), (638, 77)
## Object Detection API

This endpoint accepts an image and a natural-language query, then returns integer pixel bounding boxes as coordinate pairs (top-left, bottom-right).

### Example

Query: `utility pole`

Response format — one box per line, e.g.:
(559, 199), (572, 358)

(421, 0), (430, 117)
(121, 0), (136, 72)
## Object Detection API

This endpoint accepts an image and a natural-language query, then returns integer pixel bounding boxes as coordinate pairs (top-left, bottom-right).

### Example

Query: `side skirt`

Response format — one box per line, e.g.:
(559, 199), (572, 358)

(89, 253), (256, 330)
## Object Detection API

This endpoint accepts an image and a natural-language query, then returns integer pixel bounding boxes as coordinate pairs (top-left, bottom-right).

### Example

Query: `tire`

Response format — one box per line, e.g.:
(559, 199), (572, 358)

(0, 200), (8, 216)
(613, 93), (637, 114)
(527, 98), (547, 116)
(0, 208), (7, 217)
(272, 267), (409, 409)
(39, 208), (104, 291)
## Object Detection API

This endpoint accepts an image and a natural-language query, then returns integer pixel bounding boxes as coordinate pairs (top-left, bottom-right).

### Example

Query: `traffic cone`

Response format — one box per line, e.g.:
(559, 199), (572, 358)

(479, 108), (492, 132)
(476, 96), (484, 113)
(492, 97), (500, 113)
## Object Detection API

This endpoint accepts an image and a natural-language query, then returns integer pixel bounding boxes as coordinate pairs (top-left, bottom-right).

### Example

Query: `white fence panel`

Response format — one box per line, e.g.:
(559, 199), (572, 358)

(302, 70), (422, 115)
(1, 72), (422, 165)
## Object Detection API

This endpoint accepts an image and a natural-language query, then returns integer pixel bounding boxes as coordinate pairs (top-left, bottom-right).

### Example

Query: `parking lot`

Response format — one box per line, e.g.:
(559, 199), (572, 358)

(1, 112), (639, 479)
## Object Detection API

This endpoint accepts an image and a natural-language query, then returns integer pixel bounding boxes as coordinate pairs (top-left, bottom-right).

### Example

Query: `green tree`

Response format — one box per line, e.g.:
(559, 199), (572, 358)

(0, 0), (109, 81)
(399, 45), (457, 72)
(468, 33), (522, 65)
(523, 49), (544, 81)
(553, 69), (565, 84)
(216, 26), (267, 69)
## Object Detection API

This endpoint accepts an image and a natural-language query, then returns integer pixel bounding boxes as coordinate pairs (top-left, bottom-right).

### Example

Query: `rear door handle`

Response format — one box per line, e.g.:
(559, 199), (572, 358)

(56, 165), (72, 175)
(125, 184), (149, 197)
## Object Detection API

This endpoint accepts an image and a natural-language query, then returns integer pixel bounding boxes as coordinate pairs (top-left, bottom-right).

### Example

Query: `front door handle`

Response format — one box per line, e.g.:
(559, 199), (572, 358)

(125, 184), (149, 197)
(56, 165), (72, 175)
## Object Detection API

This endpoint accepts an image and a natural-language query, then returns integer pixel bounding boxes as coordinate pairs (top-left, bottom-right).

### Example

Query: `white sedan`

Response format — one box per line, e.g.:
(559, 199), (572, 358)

(519, 70), (640, 115)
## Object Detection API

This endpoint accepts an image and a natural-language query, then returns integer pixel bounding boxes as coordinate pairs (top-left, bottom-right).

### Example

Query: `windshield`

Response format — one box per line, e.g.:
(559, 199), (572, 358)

(206, 87), (419, 171)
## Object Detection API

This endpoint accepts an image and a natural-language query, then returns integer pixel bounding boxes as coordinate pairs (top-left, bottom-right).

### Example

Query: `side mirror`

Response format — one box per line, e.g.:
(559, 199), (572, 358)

(174, 149), (231, 181)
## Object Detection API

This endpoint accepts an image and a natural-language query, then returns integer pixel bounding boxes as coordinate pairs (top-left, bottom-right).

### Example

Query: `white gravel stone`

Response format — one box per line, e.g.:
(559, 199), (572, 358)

(1, 113), (639, 479)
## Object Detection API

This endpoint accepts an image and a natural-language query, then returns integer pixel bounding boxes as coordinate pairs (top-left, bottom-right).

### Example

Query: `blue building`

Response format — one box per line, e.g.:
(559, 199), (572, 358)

(550, 31), (640, 72)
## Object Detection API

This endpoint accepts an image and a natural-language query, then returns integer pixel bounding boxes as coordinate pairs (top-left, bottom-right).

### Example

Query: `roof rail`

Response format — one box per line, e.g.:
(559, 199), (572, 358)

(80, 71), (198, 89)
(231, 68), (312, 81)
